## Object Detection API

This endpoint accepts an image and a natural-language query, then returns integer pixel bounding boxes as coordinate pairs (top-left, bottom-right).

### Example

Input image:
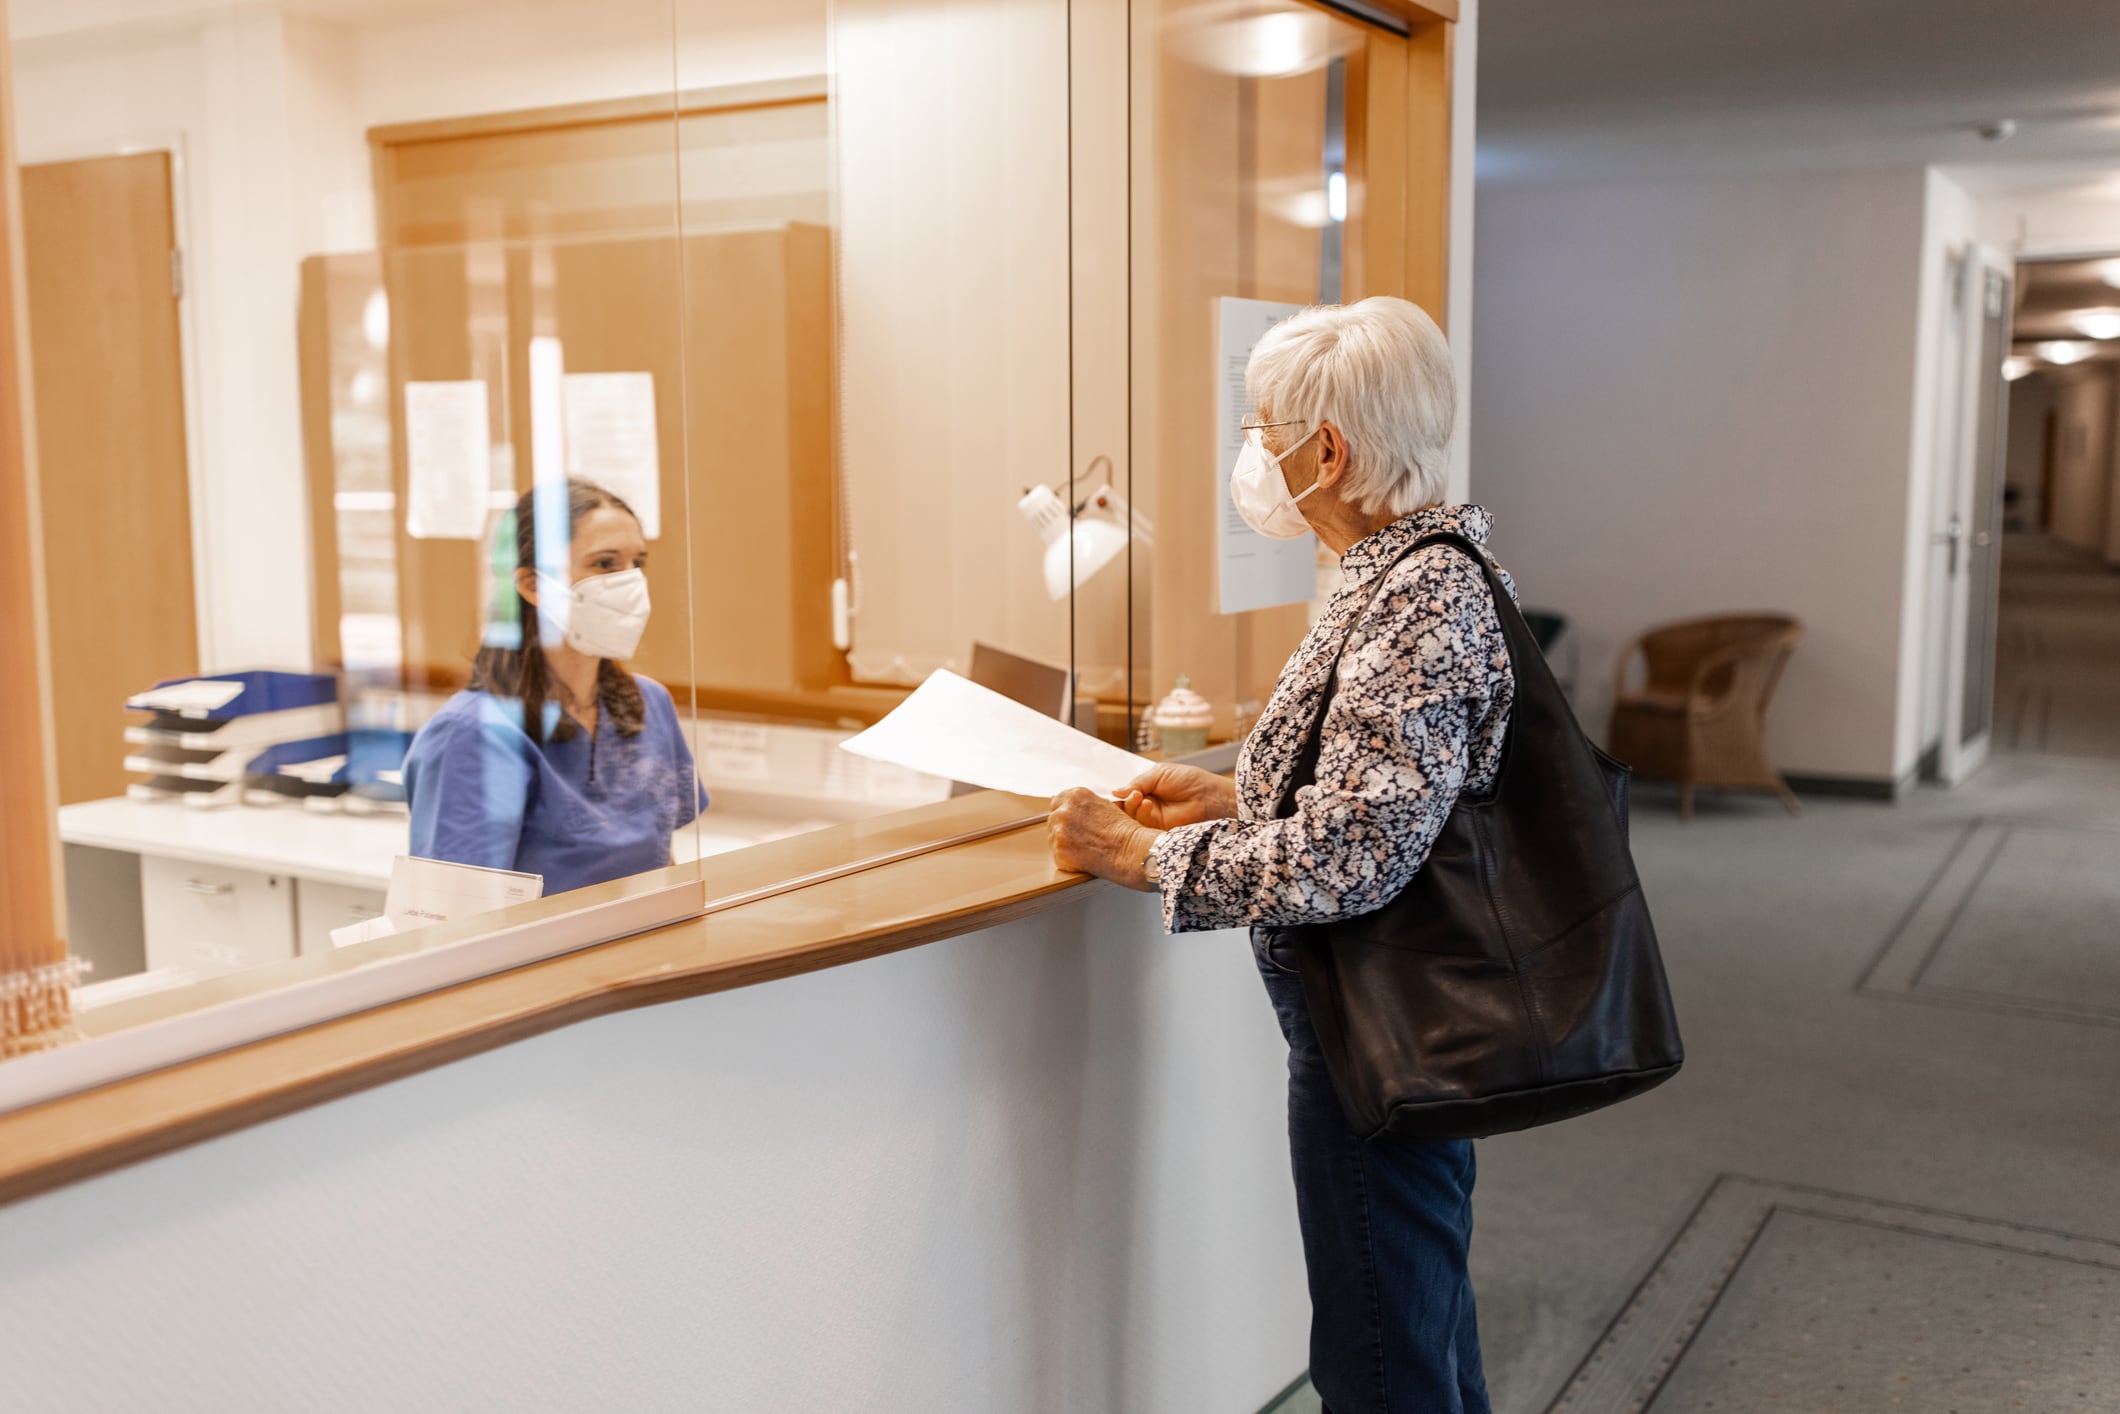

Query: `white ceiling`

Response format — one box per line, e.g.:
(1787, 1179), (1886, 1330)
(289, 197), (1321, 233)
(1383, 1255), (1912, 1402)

(1477, 0), (2120, 185)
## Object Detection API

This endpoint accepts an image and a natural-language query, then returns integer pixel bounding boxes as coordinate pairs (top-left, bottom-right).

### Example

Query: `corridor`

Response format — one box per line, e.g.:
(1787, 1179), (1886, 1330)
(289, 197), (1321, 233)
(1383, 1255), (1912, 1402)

(1274, 538), (2120, 1413)
(1996, 535), (2120, 761)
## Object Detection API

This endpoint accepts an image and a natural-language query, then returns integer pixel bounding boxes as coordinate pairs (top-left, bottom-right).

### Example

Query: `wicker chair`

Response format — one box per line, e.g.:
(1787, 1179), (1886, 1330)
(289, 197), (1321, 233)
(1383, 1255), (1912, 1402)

(1607, 614), (1804, 820)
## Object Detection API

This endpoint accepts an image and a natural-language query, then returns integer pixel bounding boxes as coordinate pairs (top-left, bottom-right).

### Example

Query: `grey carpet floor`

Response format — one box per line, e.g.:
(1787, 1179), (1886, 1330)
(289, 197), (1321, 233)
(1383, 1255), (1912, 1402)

(1267, 536), (2120, 1414)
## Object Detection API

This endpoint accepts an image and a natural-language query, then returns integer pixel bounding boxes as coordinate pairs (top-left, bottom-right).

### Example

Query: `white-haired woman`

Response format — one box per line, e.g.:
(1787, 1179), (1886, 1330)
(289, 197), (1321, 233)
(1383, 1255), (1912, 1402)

(1050, 296), (1508, 1414)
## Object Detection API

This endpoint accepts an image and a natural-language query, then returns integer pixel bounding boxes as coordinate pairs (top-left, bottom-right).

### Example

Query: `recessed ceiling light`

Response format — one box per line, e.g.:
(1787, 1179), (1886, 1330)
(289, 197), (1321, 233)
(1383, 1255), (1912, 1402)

(2071, 309), (2120, 340)
(2002, 357), (2037, 381)
(2100, 260), (2120, 291)
(2037, 340), (2099, 365)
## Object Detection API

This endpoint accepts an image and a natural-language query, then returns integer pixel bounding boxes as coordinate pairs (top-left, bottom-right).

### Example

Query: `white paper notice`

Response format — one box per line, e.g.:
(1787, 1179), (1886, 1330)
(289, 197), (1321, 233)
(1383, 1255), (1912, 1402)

(563, 371), (661, 539)
(1215, 297), (1315, 614)
(699, 720), (772, 784)
(405, 380), (492, 540)
(383, 855), (543, 932)
(839, 670), (1154, 799)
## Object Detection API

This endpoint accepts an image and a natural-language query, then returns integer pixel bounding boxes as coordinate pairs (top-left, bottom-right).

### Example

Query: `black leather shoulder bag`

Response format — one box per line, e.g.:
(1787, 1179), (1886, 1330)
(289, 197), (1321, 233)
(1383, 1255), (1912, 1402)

(1262, 531), (1684, 1142)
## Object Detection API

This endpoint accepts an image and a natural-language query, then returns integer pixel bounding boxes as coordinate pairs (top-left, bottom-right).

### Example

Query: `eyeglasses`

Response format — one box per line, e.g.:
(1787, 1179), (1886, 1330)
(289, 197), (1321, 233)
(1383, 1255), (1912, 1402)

(1239, 418), (1306, 451)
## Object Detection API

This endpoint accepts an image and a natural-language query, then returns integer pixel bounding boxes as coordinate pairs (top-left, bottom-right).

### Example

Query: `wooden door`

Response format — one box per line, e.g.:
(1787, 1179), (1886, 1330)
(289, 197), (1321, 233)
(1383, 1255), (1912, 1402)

(21, 152), (198, 804)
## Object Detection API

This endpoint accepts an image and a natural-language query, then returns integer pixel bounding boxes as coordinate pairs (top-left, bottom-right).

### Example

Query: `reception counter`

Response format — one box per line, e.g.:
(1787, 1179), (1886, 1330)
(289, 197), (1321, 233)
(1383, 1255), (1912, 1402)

(0, 787), (1309, 1409)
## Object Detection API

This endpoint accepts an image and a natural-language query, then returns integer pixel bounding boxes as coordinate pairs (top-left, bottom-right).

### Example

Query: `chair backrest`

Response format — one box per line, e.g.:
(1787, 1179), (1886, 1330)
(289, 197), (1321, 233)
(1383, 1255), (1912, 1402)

(1638, 614), (1804, 712)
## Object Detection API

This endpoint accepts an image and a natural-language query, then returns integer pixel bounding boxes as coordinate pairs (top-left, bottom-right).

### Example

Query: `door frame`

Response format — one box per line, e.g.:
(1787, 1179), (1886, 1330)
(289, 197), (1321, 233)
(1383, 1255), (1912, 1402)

(18, 132), (213, 670)
(1929, 242), (2014, 786)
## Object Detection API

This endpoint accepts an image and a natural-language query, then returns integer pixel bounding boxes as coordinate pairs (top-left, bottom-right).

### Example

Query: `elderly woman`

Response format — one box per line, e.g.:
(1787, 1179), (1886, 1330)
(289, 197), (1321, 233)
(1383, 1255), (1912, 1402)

(1050, 295), (1509, 1414)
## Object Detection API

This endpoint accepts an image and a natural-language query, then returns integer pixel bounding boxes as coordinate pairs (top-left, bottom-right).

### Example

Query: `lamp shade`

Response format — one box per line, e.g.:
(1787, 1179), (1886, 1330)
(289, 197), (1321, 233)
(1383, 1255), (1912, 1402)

(1043, 516), (1129, 601)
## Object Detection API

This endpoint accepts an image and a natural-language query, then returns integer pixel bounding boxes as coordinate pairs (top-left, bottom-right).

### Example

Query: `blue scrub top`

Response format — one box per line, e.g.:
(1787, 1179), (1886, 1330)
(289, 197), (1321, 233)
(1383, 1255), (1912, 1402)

(403, 676), (706, 898)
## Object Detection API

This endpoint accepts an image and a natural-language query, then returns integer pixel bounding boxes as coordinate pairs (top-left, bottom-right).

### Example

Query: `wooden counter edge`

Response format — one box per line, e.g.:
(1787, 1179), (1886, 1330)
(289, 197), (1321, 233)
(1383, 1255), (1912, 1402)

(0, 822), (1105, 1208)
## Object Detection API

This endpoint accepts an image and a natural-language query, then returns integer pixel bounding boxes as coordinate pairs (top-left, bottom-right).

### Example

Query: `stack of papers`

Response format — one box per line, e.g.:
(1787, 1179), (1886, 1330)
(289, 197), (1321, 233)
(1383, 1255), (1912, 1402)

(839, 669), (1153, 799)
(127, 679), (247, 716)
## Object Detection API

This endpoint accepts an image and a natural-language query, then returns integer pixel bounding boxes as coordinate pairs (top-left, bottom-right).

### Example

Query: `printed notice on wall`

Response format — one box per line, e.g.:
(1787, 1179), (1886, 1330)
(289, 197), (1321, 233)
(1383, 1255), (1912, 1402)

(563, 371), (661, 539)
(1214, 297), (1313, 614)
(405, 380), (492, 540)
(699, 720), (772, 784)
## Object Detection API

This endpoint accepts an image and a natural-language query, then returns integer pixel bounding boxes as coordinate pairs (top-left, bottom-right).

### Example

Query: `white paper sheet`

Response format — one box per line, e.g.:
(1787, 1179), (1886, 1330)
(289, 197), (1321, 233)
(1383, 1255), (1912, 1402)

(405, 380), (493, 540)
(1215, 296), (1316, 614)
(384, 854), (543, 931)
(563, 371), (661, 538)
(839, 669), (1154, 799)
(329, 914), (397, 949)
(128, 678), (246, 715)
(277, 754), (348, 784)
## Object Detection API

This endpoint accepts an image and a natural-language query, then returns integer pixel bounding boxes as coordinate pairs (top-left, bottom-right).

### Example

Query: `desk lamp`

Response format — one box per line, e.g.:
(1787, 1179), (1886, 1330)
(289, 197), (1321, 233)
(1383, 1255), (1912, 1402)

(1017, 458), (1152, 601)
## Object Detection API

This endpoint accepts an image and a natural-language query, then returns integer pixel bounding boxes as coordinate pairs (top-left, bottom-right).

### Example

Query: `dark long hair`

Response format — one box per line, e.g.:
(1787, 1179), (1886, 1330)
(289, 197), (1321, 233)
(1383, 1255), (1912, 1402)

(469, 479), (647, 745)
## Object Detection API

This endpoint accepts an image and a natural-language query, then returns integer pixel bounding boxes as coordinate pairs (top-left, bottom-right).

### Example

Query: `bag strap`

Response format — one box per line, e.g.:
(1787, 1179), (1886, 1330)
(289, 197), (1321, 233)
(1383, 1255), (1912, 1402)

(1274, 529), (1563, 819)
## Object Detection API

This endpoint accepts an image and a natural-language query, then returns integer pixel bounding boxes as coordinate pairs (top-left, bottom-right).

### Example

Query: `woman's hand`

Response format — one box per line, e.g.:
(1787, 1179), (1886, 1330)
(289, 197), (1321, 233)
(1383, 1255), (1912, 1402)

(1112, 763), (1239, 830)
(1050, 788), (1158, 891)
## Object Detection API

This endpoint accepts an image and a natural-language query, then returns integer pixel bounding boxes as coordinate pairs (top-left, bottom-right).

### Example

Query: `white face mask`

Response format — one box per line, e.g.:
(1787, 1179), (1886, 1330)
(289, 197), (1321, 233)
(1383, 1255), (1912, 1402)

(539, 568), (651, 661)
(1230, 425), (1321, 540)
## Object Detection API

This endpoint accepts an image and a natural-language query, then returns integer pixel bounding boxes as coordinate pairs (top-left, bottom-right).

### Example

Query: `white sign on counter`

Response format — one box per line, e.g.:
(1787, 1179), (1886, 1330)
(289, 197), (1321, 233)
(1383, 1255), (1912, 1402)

(331, 854), (544, 948)
(563, 371), (661, 538)
(405, 380), (493, 540)
(1214, 296), (1314, 614)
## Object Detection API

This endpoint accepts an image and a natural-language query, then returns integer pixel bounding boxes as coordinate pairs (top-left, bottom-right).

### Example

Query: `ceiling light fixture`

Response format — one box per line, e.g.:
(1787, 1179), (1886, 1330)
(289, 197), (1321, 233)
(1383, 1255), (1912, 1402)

(2070, 308), (2120, 340)
(2100, 260), (2120, 291)
(2037, 340), (2099, 365)
(1976, 119), (2018, 144)
(2002, 357), (2037, 381)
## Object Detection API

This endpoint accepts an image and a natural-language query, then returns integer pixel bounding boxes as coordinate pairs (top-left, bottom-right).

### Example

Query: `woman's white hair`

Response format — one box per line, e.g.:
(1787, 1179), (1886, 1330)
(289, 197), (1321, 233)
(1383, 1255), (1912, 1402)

(1244, 295), (1456, 517)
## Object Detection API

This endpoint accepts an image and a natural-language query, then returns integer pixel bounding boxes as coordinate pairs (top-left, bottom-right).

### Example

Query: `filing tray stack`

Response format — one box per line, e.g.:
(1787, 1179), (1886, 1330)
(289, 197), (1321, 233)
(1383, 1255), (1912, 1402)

(123, 670), (346, 808)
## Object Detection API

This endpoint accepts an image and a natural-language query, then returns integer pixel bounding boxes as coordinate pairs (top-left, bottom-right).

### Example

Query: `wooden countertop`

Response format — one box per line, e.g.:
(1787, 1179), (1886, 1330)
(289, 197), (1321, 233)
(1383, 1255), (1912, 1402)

(0, 791), (1101, 1207)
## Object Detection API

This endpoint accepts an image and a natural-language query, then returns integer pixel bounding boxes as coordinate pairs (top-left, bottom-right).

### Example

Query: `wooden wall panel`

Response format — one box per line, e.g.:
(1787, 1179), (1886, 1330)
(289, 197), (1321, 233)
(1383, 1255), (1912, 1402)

(21, 153), (198, 806)
(313, 84), (844, 706)
(682, 222), (841, 691)
(0, 10), (69, 1018)
(298, 258), (344, 668)
(375, 89), (827, 249)
(1139, 1), (1452, 740)
(383, 244), (485, 676)
(318, 224), (837, 699)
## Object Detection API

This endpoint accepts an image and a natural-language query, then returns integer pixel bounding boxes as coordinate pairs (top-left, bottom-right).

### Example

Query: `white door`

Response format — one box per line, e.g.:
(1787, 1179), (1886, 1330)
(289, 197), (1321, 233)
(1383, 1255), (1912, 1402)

(1931, 251), (2014, 785)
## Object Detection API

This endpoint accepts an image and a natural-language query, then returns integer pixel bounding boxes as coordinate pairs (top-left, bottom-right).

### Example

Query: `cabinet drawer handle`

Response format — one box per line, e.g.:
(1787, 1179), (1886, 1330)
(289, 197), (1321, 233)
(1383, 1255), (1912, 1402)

(182, 878), (235, 897)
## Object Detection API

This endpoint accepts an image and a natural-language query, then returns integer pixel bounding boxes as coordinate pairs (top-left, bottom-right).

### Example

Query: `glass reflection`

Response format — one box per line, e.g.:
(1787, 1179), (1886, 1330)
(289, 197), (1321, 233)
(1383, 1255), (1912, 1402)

(402, 480), (705, 895)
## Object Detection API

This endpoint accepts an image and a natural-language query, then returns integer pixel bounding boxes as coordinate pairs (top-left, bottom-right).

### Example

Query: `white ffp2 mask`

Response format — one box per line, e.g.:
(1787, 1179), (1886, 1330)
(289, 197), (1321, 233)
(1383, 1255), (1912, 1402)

(1229, 426), (1321, 539)
(540, 568), (651, 661)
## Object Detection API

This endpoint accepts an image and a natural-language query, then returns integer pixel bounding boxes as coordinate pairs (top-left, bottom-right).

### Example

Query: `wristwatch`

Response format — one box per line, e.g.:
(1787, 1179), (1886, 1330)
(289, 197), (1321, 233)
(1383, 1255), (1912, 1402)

(1140, 842), (1163, 887)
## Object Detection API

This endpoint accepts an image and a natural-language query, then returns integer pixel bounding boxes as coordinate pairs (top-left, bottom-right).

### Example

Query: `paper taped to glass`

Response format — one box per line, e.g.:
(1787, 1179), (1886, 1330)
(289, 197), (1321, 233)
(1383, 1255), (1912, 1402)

(839, 669), (1154, 799)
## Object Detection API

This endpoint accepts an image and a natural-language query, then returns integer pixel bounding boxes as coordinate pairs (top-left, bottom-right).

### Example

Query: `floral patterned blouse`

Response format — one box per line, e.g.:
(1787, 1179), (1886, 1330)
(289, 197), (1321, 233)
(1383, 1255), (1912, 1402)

(1148, 503), (1516, 934)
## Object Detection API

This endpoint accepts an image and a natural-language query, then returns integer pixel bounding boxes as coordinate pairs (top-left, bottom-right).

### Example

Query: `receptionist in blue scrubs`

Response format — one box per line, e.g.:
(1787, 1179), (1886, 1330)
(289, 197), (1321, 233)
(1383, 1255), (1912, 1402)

(403, 478), (705, 895)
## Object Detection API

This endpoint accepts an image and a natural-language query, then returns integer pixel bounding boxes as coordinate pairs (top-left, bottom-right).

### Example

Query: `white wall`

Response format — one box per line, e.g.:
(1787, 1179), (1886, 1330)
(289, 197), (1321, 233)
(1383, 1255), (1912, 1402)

(14, 8), (316, 672)
(1444, 0), (1479, 503)
(1975, 179), (2120, 258)
(1903, 168), (1981, 772)
(0, 890), (1311, 1412)
(1473, 169), (1934, 784)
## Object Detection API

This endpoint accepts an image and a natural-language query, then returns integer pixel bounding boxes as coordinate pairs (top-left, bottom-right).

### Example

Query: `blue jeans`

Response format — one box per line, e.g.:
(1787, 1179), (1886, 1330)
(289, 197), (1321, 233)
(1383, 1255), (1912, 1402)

(1255, 929), (1490, 1414)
